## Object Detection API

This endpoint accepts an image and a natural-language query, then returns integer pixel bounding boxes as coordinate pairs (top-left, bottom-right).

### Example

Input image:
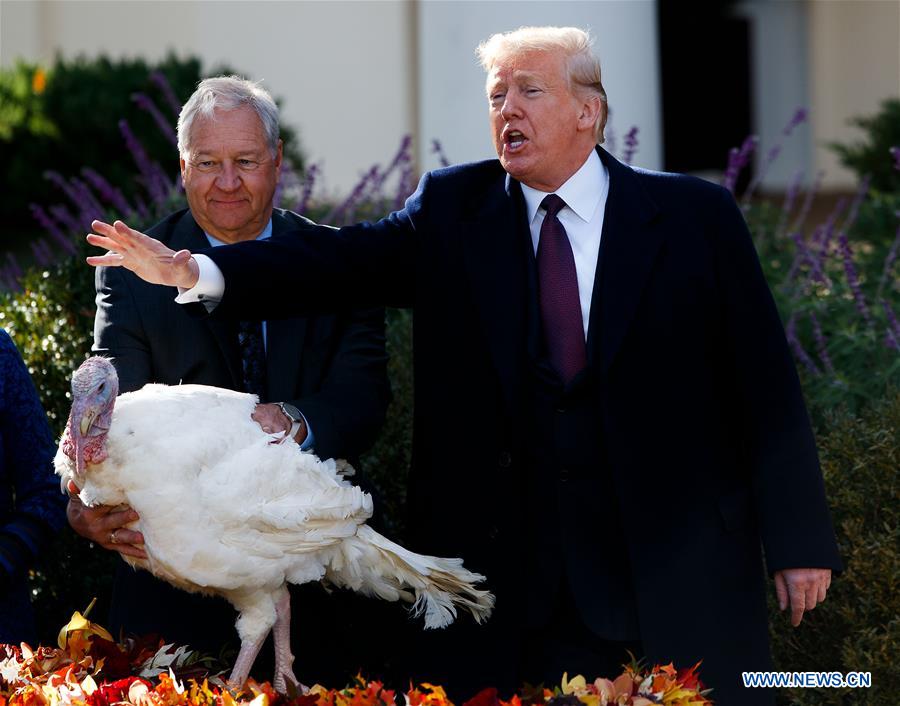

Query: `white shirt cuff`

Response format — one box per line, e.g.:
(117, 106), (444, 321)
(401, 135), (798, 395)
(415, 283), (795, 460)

(174, 254), (225, 307)
(299, 412), (315, 451)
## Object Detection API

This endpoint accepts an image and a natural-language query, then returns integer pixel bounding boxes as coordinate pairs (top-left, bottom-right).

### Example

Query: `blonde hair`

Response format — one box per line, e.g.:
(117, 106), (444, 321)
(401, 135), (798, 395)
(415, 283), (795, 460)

(476, 26), (608, 144)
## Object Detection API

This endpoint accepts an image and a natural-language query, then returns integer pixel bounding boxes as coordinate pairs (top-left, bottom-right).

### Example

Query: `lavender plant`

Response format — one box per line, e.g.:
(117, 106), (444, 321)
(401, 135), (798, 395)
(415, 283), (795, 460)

(731, 115), (899, 415)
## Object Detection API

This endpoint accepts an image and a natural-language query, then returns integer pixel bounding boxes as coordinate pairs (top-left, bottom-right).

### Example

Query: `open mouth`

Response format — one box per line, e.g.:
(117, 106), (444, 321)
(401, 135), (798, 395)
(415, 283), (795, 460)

(504, 130), (528, 153)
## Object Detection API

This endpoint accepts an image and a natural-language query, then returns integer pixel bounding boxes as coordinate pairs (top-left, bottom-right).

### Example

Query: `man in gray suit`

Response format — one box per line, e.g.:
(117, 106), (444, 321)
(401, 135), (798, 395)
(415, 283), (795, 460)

(67, 77), (391, 681)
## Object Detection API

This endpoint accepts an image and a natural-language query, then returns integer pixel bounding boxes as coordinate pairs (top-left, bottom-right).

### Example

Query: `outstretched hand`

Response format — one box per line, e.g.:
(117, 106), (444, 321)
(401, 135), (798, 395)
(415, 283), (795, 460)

(86, 219), (200, 289)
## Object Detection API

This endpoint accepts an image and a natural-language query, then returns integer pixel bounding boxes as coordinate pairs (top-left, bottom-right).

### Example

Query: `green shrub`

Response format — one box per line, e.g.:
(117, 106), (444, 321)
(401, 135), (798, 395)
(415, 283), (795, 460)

(743, 184), (899, 420)
(770, 392), (899, 705)
(830, 98), (900, 194)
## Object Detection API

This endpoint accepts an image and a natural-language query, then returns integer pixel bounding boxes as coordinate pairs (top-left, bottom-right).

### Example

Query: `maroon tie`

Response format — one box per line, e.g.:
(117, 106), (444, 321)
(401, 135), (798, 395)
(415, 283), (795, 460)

(537, 194), (587, 384)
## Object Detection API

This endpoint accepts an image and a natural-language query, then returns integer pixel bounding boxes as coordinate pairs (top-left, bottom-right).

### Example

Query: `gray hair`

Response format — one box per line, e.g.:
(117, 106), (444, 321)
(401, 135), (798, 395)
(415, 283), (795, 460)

(176, 75), (280, 157)
(476, 26), (608, 144)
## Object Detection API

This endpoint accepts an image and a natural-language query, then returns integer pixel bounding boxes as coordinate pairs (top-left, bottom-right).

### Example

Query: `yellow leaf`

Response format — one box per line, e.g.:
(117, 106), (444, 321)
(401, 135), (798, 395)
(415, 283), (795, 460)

(57, 600), (114, 650)
(561, 674), (586, 695)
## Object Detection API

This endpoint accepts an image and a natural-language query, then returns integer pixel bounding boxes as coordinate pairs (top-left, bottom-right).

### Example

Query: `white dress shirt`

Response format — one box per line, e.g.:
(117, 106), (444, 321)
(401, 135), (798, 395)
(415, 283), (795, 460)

(519, 149), (609, 340)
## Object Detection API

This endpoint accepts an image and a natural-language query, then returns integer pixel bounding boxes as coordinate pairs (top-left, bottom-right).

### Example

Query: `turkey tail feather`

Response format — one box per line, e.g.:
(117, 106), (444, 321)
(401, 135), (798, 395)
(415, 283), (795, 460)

(325, 525), (494, 629)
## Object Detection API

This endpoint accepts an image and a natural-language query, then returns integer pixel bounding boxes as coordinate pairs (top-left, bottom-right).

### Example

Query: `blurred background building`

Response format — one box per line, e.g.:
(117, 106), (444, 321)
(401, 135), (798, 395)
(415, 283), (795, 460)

(1, 0), (898, 193)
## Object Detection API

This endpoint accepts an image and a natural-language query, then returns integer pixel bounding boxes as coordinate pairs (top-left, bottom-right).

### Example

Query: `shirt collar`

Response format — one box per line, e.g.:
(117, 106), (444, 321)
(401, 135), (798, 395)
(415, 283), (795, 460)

(519, 149), (605, 225)
(204, 218), (273, 247)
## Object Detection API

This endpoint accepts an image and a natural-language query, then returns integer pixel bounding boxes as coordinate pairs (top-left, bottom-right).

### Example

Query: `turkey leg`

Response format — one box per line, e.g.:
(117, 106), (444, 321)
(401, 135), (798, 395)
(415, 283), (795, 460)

(272, 586), (303, 693)
(228, 632), (266, 690)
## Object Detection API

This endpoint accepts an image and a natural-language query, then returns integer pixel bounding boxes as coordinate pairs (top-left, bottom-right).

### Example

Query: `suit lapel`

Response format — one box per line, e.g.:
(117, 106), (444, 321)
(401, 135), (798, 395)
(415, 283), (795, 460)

(461, 175), (530, 416)
(587, 147), (662, 374)
(169, 213), (245, 389)
(264, 210), (308, 400)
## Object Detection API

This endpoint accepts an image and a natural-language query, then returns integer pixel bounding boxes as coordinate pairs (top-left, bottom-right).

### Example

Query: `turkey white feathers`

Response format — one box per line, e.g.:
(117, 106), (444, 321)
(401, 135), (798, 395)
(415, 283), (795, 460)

(55, 357), (493, 691)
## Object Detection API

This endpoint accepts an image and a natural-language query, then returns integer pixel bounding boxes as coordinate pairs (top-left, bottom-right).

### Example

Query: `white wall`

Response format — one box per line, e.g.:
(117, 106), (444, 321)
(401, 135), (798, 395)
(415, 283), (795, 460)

(809, 0), (900, 190)
(737, 1), (813, 191)
(417, 0), (663, 173)
(1, 0), (416, 195)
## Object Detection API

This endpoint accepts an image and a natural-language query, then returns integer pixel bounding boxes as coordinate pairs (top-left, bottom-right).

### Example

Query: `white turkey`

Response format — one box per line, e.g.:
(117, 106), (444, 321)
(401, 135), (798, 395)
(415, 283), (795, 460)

(55, 356), (493, 691)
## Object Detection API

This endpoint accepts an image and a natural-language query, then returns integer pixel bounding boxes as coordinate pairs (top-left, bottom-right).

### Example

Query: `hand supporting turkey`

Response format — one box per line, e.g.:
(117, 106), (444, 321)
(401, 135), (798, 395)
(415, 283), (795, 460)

(252, 403), (308, 445)
(66, 480), (147, 560)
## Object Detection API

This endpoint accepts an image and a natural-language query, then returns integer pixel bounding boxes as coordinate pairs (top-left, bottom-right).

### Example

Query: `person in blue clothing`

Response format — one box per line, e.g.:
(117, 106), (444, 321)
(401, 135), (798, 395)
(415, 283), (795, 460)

(0, 329), (67, 644)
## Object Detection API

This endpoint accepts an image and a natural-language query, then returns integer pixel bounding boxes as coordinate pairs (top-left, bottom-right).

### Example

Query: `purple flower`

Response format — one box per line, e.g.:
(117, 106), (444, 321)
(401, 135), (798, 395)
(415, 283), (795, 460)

(722, 135), (758, 193)
(783, 107), (808, 136)
(48, 204), (80, 237)
(44, 170), (83, 209)
(786, 314), (821, 376)
(881, 298), (900, 341)
(71, 178), (106, 224)
(784, 195), (843, 291)
(788, 170), (824, 234)
(295, 163), (320, 214)
(82, 168), (135, 215)
(327, 165), (380, 225)
(371, 135), (413, 197)
(431, 139), (450, 168)
(785, 229), (812, 285)
(133, 194), (150, 221)
(621, 126), (639, 165)
(841, 175), (871, 235)
(878, 223), (900, 297)
(46, 171), (103, 231)
(273, 161), (298, 210)
(837, 231), (873, 329)
(891, 146), (900, 172)
(808, 312), (835, 377)
(393, 165), (415, 212)
(29, 203), (67, 245)
(882, 295), (900, 352)
(132, 92), (178, 147)
(885, 328), (900, 352)
(744, 108), (809, 202)
(801, 197), (847, 289)
(120, 119), (168, 205)
(776, 168), (805, 235)
(149, 70), (183, 118)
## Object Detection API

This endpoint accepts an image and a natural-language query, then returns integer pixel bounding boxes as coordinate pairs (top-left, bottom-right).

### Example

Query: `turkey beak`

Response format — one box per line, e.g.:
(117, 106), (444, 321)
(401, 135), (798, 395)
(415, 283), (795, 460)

(79, 409), (96, 436)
